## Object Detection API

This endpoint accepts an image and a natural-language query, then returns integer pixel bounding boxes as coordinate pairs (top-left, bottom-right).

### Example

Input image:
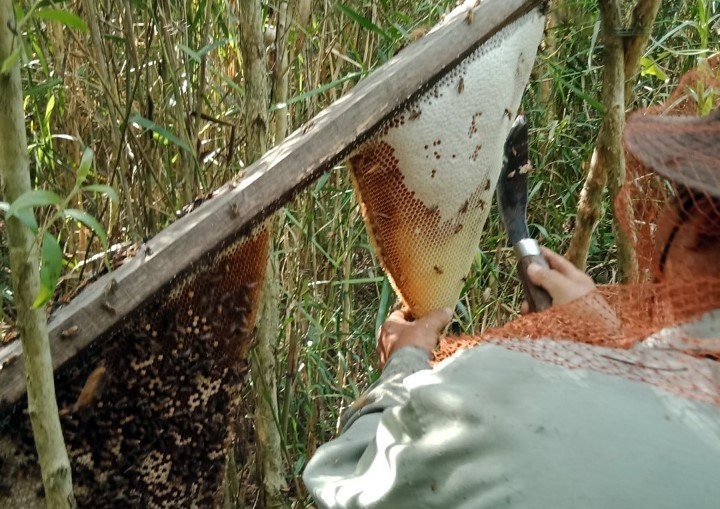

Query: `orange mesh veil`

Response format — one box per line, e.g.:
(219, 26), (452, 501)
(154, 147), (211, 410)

(437, 57), (720, 372)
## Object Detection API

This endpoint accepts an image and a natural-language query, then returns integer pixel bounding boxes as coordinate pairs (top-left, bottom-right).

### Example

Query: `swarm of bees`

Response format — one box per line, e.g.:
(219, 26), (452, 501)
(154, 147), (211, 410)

(2, 228), (269, 508)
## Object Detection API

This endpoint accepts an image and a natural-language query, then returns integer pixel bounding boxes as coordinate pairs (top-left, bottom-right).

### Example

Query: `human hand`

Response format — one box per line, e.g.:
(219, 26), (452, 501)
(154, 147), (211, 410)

(376, 307), (453, 369)
(521, 246), (596, 313)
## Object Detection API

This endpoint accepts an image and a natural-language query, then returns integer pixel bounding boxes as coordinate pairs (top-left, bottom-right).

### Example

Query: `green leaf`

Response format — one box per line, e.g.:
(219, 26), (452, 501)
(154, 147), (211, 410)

(0, 46), (22, 76)
(177, 43), (201, 62)
(82, 184), (119, 203)
(0, 202), (34, 232)
(129, 114), (193, 153)
(640, 56), (668, 81)
(34, 9), (89, 32)
(44, 93), (56, 133)
(14, 210), (39, 233)
(7, 190), (62, 218)
(32, 286), (54, 309)
(63, 209), (108, 250)
(179, 39), (231, 62)
(33, 233), (63, 308)
(374, 277), (393, 335)
(335, 3), (391, 41)
(76, 147), (94, 184)
(25, 78), (62, 97)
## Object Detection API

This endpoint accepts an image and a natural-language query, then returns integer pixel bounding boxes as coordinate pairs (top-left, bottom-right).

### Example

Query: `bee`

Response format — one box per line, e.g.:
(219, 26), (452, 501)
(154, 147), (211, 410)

(457, 78), (465, 94)
(364, 163), (382, 176)
(104, 278), (118, 296)
(60, 365), (108, 415)
(465, 8), (473, 24)
(60, 325), (79, 339)
(409, 110), (422, 120)
(433, 265), (444, 275)
(101, 301), (117, 315)
(409, 27), (428, 42)
(454, 224), (464, 234)
(519, 162), (533, 175)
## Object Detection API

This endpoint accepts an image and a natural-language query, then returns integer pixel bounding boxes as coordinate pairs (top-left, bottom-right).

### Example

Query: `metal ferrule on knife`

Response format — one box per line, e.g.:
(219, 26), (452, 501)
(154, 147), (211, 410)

(514, 238), (541, 259)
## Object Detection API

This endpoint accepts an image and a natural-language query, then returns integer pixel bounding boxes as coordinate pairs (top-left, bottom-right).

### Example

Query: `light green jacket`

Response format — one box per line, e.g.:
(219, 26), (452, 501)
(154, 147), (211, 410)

(304, 312), (720, 508)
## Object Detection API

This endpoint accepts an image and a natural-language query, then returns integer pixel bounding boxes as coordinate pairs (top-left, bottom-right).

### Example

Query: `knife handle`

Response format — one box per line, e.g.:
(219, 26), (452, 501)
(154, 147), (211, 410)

(517, 254), (553, 313)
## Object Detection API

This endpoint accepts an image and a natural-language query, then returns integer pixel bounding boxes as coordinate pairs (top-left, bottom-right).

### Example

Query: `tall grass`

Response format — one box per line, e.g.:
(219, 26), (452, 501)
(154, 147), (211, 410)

(1, 0), (717, 505)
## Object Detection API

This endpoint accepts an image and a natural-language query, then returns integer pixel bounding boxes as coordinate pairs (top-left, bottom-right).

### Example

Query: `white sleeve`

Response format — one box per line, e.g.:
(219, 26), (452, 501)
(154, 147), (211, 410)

(302, 343), (720, 509)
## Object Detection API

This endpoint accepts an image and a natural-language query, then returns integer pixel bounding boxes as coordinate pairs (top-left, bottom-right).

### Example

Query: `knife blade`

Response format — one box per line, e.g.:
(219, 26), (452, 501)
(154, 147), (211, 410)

(496, 115), (552, 312)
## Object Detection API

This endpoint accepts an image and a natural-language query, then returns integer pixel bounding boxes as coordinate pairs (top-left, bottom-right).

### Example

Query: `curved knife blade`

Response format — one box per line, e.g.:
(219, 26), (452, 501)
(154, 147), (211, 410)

(496, 114), (552, 312)
(497, 115), (530, 245)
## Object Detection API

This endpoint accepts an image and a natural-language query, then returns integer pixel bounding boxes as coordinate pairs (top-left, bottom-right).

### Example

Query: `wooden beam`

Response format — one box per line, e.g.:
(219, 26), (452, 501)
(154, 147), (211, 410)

(0, 0), (544, 407)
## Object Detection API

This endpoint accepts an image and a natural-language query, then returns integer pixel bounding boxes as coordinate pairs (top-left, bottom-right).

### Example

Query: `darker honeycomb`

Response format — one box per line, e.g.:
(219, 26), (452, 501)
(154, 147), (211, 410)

(1, 226), (269, 508)
(349, 141), (489, 315)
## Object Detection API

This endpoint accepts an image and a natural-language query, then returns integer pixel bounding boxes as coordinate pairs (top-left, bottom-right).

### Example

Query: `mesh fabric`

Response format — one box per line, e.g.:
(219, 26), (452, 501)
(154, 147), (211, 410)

(437, 57), (720, 399)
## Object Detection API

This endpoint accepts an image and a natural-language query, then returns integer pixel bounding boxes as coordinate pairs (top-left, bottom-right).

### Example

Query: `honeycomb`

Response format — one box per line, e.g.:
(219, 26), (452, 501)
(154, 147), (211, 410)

(349, 9), (545, 317)
(0, 225), (269, 508)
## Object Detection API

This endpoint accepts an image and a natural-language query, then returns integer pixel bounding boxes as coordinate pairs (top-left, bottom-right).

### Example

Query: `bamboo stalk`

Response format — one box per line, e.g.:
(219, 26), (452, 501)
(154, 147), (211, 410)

(82, 0), (140, 241)
(273, 0), (291, 143)
(0, 2), (76, 507)
(239, 1), (288, 506)
(156, 0), (197, 204)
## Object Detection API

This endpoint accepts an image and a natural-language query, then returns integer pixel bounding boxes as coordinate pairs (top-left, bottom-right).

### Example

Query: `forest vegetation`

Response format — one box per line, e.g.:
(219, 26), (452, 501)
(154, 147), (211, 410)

(0, 0), (718, 506)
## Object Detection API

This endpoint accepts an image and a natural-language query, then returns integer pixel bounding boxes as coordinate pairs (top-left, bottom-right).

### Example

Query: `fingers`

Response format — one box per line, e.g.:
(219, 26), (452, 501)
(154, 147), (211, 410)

(540, 246), (588, 282)
(376, 307), (453, 370)
(415, 307), (453, 334)
(526, 247), (596, 306)
(527, 262), (574, 298)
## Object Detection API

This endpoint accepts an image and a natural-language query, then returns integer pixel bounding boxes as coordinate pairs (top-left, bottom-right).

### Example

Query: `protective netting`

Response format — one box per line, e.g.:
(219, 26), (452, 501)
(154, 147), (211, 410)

(1, 225), (269, 508)
(437, 57), (720, 396)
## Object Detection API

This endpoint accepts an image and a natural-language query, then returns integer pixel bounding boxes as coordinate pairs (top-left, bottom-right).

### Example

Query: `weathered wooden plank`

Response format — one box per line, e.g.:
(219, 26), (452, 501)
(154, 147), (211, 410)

(0, 0), (544, 407)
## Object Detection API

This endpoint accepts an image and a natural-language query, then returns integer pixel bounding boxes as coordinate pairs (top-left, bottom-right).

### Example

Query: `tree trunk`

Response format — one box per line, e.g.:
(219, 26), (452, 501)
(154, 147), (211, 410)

(623, 0), (662, 108)
(565, 148), (608, 271)
(239, 0), (269, 163)
(238, 2), (288, 507)
(566, 0), (641, 282)
(251, 260), (288, 509)
(0, 3), (76, 507)
(597, 0), (637, 283)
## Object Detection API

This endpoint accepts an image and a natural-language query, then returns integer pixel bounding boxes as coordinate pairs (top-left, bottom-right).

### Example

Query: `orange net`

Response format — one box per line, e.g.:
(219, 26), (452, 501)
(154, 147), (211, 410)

(437, 57), (720, 378)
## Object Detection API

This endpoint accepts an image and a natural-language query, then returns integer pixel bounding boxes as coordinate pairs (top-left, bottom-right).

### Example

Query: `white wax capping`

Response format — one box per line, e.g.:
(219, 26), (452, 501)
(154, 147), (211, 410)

(384, 11), (545, 222)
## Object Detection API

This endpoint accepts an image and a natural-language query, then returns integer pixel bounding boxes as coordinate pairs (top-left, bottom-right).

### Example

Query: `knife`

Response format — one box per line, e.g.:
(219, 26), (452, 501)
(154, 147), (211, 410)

(496, 115), (552, 312)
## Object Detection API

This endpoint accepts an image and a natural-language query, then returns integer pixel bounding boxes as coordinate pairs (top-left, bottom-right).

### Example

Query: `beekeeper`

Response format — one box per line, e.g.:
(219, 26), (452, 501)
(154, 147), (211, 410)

(302, 110), (720, 508)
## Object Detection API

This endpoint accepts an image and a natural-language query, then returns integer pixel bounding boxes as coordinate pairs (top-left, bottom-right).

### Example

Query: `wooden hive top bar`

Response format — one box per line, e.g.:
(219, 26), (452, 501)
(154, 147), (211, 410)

(0, 0), (545, 407)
